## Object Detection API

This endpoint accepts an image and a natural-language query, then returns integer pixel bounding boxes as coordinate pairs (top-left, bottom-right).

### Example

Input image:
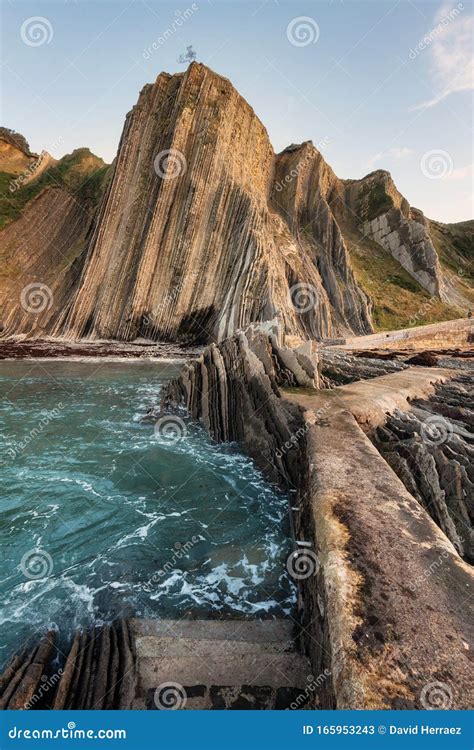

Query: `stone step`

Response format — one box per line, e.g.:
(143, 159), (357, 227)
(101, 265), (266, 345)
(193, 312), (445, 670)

(129, 618), (295, 643)
(142, 684), (313, 710)
(131, 619), (313, 710)
(138, 652), (311, 691)
(136, 635), (295, 659)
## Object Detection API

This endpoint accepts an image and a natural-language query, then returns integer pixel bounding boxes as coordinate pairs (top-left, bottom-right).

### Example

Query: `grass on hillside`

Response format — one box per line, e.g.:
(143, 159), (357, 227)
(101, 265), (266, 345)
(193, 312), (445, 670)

(0, 149), (109, 230)
(343, 223), (464, 331)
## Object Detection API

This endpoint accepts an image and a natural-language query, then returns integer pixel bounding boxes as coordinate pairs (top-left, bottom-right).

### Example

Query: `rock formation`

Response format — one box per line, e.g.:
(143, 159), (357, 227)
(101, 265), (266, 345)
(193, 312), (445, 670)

(344, 170), (445, 298)
(373, 375), (473, 561)
(1, 63), (471, 343)
(162, 321), (318, 484)
(162, 326), (474, 709)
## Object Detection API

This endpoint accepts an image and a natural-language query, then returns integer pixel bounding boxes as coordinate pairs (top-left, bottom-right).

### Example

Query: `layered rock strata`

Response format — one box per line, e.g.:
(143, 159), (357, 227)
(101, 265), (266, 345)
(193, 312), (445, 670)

(344, 170), (446, 299)
(163, 328), (474, 709)
(163, 322), (319, 485)
(0, 187), (93, 337)
(1, 66), (472, 342)
(0, 621), (136, 711)
(373, 375), (474, 561)
(0, 632), (56, 710)
(56, 64), (372, 343)
(320, 348), (407, 386)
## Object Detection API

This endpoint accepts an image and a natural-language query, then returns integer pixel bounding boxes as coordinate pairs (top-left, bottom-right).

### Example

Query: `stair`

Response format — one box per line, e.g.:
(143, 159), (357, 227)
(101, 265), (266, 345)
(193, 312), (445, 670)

(129, 619), (313, 710)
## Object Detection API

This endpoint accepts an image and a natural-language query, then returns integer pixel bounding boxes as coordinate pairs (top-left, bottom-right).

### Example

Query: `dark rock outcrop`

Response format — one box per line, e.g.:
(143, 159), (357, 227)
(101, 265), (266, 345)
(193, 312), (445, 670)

(0, 621), (136, 711)
(373, 375), (474, 561)
(163, 322), (318, 485)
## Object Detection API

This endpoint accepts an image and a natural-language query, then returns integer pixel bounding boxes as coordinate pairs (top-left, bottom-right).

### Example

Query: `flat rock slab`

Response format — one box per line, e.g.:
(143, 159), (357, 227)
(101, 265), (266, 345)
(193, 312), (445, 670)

(287, 381), (474, 709)
(130, 618), (295, 643)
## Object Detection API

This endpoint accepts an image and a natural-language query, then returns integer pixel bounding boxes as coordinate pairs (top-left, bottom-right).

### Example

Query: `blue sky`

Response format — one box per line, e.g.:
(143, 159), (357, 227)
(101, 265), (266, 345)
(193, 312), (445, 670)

(1, 0), (472, 222)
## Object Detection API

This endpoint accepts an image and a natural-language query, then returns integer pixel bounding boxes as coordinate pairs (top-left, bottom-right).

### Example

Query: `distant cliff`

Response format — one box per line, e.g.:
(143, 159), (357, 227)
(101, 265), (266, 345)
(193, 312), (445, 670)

(0, 63), (471, 342)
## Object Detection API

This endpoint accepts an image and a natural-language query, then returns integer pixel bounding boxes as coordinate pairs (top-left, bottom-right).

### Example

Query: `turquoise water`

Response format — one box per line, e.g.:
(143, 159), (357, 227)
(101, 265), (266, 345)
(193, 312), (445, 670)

(0, 360), (293, 665)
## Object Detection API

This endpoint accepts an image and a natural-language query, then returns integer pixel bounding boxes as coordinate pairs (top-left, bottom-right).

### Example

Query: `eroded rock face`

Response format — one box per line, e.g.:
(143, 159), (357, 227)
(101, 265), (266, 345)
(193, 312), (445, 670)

(1, 64), (471, 342)
(344, 170), (445, 298)
(373, 375), (474, 562)
(162, 322), (318, 484)
(53, 64), (373, 343)
(0, 187), (93, 337)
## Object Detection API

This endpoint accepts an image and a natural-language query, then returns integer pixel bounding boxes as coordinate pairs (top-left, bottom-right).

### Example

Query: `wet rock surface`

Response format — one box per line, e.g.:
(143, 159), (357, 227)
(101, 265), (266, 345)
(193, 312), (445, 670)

(163, 323), (318, 485)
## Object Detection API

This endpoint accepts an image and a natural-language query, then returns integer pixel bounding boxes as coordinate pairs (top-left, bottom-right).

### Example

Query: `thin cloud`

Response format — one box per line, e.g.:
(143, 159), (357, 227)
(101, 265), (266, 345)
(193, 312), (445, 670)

(413, 2), (474, 109)
(367, 146), (414, 170)
(444, 163), (473, 180)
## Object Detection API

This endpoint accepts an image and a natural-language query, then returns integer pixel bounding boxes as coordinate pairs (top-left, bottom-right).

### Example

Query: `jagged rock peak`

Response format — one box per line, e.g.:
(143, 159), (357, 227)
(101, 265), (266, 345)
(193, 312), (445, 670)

(52, 62), (372, 344)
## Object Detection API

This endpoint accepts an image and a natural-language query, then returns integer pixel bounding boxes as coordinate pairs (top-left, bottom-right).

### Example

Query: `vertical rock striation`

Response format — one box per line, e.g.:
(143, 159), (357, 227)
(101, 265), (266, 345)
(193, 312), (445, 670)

(56, 64), (372, 344)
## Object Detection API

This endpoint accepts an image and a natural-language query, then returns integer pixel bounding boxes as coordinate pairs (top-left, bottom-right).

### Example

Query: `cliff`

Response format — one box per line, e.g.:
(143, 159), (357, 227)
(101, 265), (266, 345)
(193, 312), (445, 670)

(0, 64), (471, 342)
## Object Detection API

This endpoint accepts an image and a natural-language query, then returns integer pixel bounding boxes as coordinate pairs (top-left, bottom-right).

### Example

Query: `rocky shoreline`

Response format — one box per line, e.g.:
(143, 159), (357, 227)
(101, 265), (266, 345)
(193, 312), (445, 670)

(0, 320), (472, 710)
(162, 323), (474, 710)
(0, 339), (201, 360)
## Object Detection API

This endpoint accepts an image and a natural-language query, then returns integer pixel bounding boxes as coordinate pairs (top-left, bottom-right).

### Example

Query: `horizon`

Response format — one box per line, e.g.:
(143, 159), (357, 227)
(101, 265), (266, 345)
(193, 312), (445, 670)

(1, 0), (473, 223)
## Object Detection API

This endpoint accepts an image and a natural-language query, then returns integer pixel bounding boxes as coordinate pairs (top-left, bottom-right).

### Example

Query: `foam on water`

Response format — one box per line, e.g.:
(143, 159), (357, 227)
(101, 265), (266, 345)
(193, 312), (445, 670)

(0, 360), (294, 664)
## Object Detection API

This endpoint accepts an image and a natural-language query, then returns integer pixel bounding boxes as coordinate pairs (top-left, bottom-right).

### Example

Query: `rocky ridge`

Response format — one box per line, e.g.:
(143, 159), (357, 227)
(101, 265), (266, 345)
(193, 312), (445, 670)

(1, 63), (471, 343)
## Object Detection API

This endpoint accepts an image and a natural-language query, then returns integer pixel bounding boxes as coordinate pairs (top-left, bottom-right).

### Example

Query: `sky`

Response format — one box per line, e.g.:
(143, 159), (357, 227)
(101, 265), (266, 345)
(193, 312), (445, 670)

(1, 0), (473, 222)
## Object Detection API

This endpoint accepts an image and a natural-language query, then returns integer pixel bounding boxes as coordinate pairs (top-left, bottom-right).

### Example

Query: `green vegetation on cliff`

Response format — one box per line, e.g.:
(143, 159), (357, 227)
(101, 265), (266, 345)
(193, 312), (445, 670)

(0, 148), (109, 229)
